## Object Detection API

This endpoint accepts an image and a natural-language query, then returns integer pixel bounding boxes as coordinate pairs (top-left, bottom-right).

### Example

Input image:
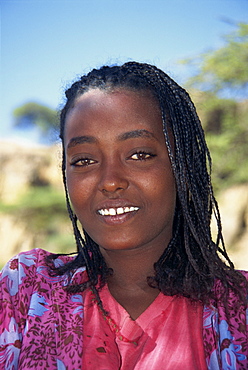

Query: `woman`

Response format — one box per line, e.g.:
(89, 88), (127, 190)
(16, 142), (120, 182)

(0, 62), (247, 369)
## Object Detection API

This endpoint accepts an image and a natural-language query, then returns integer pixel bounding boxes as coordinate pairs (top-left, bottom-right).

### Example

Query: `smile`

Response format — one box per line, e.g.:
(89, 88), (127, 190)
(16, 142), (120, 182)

(98, 206), (139, 216)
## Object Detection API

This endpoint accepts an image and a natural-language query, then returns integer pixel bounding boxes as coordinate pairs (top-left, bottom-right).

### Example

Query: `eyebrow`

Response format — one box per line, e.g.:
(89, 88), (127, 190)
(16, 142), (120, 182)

(118, 129), (157, 141)
(67, 129), (157, 149)
(67, 135), (97, 149)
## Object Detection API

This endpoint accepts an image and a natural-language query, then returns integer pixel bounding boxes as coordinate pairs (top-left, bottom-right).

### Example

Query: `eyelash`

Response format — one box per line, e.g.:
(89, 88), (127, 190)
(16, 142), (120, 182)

(129, 151), (156, 161)
(71, 151), (156, 167)
(71, 158), (96, 167)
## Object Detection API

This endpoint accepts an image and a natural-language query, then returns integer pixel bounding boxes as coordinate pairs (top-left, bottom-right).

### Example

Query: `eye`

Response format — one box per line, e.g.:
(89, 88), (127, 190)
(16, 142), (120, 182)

(129, 151), (156, 161)
(71, 157), (96, 167)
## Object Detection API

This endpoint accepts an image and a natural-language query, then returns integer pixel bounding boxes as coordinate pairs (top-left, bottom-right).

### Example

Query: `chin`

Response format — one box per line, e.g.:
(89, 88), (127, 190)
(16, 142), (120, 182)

(98, 243), (135, 251)
(97, 239), (139, 252)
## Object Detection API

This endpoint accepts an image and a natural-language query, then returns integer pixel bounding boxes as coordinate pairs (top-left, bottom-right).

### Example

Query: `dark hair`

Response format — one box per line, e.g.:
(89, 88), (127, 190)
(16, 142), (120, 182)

(50, 61), (246, 306)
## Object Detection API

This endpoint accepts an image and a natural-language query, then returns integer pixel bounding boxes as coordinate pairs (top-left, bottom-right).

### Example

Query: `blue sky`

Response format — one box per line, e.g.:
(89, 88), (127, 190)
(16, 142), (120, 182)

(1, 0), (248, 142)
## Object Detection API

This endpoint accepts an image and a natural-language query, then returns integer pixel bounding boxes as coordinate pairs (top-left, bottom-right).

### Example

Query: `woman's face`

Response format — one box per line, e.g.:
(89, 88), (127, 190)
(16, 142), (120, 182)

(64, 88), (176, 254)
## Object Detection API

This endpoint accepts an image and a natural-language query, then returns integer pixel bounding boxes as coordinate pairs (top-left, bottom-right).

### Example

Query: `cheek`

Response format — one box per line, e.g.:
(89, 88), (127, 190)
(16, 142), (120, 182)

(151, 167), (176, 200)
(66, 173), (93, 212)
(153, 171), (176, 217)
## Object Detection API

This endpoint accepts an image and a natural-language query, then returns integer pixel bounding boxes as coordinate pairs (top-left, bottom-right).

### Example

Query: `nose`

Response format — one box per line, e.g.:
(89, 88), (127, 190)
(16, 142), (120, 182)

(98, 160), (129, 194)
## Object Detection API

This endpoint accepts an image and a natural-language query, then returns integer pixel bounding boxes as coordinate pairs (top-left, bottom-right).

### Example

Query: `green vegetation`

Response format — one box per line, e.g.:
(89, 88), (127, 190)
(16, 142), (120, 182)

(182, 22), (248, 95)
(13, 101), (58, 138)
(190, 91), (248, 192)
(182, 22), (248, 192)
(0, 187), (75, 255)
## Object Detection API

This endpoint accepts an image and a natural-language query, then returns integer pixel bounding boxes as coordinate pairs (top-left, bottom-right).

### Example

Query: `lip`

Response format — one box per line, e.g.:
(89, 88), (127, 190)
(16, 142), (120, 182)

(96, 199), (140, 225)
(96, 199), (140, 211)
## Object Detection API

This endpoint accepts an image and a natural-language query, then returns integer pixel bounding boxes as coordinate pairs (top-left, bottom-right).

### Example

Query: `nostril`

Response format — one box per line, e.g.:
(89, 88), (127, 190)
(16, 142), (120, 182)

(101, 184), (128, 194)
(99, 178), (129, 194)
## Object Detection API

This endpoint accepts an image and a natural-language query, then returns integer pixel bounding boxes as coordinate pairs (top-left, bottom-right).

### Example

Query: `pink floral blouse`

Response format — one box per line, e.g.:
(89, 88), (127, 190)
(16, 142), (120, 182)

(0, 248), (247, 369)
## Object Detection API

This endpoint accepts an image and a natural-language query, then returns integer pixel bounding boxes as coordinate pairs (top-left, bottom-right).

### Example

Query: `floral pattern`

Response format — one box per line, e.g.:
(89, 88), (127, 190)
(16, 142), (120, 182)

(203, 272), (248, 370)
(0, 248), (247, 369)
(0, 249), (84, 369)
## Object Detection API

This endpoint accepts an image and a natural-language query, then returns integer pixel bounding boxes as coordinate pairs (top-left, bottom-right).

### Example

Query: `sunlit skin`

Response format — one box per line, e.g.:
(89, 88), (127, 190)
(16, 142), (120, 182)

(64, 89), (176, 318)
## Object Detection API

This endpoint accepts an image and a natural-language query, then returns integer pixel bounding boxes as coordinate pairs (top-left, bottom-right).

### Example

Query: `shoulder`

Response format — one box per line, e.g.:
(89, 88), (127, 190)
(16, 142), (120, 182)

(213, 270), (248, 296)
(0, 248), (41, 297)
(212, 270), (248, 319)
(206, 270), (248, 332)
(239, 270), (248, 280)
(1, 247), (76, 273)
(0, 248), (77, 296)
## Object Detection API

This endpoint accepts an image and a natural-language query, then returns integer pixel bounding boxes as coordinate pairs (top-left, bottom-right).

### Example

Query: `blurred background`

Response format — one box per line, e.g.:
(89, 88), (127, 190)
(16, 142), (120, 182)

(1, 0), (248, 269)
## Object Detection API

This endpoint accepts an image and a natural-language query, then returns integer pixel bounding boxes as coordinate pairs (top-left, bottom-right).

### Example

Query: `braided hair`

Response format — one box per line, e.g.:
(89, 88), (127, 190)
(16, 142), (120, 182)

(51, 61), (246, 305)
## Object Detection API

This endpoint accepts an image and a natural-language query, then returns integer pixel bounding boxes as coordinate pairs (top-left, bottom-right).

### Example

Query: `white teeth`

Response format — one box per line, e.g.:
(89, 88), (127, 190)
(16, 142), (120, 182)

(117, 207), (124, 214)
(98, 206), (139, 216)
(109, 208), (116, 215)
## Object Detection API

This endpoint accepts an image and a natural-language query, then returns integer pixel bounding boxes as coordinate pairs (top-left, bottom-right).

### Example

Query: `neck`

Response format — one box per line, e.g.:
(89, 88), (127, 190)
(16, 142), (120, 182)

(99, 245), (166, 319)
(99, 244), (164, 291)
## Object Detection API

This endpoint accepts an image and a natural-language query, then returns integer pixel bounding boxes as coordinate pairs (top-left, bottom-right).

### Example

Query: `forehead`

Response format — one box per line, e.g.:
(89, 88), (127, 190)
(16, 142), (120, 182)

(65, 88), (163, 135)
(71, 88), (160, 114)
